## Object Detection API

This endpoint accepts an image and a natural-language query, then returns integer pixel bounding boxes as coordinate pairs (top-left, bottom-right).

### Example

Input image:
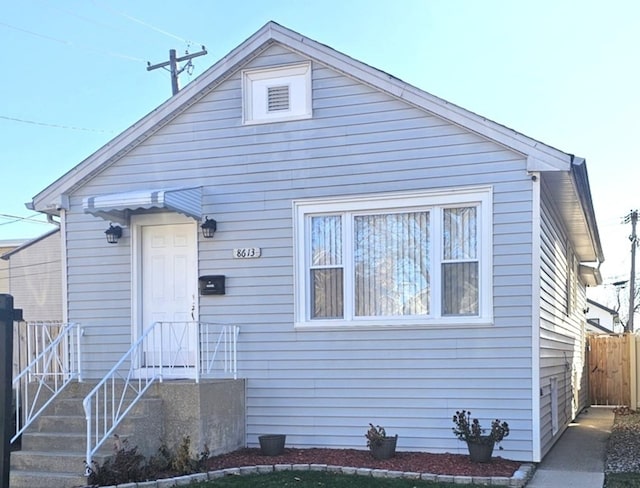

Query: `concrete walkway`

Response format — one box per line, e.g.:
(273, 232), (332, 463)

(527, 406), (614, 488)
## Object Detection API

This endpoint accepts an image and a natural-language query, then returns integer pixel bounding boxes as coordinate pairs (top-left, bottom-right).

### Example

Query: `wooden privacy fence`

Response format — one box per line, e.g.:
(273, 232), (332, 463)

(588, 333), (635, 407)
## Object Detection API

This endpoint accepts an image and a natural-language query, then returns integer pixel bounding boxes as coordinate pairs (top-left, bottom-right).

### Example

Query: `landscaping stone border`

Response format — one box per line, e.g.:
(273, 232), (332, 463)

(98, 462), (535, 487)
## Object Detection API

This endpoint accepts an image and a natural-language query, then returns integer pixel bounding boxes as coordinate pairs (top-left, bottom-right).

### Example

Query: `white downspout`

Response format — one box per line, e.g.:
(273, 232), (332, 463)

(531, 172), (542, 462)
(58, 210), (69, 325)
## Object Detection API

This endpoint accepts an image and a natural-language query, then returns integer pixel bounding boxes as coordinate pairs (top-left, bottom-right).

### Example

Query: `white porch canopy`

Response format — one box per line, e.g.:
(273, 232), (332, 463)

(83, 187), (202, 225)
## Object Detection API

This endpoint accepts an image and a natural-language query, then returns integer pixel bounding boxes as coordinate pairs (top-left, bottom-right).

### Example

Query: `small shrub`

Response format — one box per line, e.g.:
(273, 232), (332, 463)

(365, 423), (387, 448)
(168, 435), (210, 475)
(87, 435), (210, 486)
(86, 436), (149, 486)
(452, 410), (509, 446)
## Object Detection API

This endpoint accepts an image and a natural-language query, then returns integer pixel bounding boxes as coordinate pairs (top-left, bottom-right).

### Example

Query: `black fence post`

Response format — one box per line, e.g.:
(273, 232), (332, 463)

(0, 294), (15, 488)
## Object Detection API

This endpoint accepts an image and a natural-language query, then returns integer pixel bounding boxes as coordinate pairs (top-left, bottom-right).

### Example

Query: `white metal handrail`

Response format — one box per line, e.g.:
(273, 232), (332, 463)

(198, 322), (239, 381)
(83, 321), (239, 470)
(12, 321), (82, 443)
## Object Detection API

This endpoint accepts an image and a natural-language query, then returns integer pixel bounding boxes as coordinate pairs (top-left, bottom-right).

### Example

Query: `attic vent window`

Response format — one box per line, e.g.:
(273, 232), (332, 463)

(243, 62), (311, 124)
(268, 85), (290, 112)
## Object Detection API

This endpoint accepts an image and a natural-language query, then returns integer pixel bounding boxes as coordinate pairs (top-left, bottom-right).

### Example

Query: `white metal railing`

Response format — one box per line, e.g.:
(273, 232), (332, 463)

(12, 321), (82, 443)
(83, 321), (239, 470)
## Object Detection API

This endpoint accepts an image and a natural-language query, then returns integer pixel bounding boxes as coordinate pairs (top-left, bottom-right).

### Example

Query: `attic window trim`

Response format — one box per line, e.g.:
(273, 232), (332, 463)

(242, 61), (312, 125)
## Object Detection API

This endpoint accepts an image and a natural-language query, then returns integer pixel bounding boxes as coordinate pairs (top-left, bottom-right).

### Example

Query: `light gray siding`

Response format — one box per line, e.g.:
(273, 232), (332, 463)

(65, 45), (536, 460)
(538, 176), (588, 459)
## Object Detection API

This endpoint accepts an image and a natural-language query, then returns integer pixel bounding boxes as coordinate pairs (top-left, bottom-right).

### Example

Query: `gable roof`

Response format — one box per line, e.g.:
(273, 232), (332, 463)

(28, 21), (604, 267)
(587, 298), (620, 317)
(1, 228), (60, 260)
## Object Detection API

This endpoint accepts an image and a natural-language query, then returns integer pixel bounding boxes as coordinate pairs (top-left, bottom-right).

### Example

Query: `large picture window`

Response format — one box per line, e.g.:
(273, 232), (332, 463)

(294, 188), (493, 327)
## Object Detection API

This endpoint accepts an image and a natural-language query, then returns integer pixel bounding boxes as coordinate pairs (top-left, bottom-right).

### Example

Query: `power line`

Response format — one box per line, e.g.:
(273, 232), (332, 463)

(91, 0), (204, 47)
(37, 0), (170, 52)
(0, 20), (70, 45)
(0, 115), (115, 133)
(0, 20), (146, 63)
(2, 259), (61, 272)
(0, 213), (50, 227)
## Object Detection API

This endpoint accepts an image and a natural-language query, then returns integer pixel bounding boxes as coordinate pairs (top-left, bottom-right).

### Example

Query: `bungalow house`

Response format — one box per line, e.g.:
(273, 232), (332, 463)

(15, 21), (603, 485)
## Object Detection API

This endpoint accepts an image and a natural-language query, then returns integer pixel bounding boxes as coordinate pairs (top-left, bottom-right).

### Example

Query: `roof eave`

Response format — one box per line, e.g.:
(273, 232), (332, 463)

(30, 21), (578, 211)
(30, 23), (280, 213)
(26, 21), (604, 272)
(538, 156), (604, 268)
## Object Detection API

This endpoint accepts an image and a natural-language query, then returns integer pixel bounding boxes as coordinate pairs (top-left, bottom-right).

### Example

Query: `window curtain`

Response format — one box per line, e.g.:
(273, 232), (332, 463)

(442, 207), (478, 315)
(310, 216), (343, 318)
(354, 212), (430, 316)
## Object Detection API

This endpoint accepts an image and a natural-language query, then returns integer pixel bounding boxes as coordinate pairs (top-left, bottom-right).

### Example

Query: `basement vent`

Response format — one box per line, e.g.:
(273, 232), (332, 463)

(267, 85), (290, 112)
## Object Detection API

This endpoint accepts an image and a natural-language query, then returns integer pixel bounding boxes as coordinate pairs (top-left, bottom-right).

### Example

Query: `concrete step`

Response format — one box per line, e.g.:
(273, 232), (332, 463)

(31, 396), (162, 434)
(9, 469), (88, 488)
(11, 450), (90, 473)
(32, 414), (86, 433)
(11, 382), (164, 487)
(20, 431), (127, 454)
(46, 397), (86, 416)
(20, 431), (85, 452)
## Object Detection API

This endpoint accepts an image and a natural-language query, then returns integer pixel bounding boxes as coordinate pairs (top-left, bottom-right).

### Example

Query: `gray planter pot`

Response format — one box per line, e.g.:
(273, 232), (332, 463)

(466, 436), (495, 463)
(369, 434), (398, 460)
(258, 434), (286, 456)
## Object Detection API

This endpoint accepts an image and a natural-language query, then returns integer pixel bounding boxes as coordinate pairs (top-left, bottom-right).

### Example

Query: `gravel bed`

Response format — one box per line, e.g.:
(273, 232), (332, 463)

(606, 409), (640, 474)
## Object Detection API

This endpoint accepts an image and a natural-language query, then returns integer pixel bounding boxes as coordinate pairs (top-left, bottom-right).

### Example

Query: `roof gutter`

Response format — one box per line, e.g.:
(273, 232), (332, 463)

(570, 156), (605, 264)
(47, 214), (61, 228)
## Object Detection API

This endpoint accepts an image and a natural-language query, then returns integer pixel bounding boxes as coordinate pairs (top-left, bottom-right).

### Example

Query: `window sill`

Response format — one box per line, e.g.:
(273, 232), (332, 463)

(294, 317), (495, 331)
(243, 112), (312, 125)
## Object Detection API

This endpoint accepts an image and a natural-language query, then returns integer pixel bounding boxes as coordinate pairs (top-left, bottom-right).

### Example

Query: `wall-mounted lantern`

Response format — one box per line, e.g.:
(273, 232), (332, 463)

(105, 224), (123, 244)
(201, 217), (217, 239)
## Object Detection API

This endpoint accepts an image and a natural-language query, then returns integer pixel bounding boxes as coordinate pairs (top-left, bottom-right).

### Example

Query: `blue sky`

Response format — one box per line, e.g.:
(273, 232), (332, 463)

(1, 0), (638, 287)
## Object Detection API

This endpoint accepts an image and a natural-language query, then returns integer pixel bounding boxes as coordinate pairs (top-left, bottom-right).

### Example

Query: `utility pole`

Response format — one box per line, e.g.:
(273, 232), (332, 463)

(147, 46), (207, 96)
(624, 210), (638, 332)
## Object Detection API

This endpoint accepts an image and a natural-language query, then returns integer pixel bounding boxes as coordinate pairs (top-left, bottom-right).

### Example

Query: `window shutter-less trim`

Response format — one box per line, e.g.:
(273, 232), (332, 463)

(267, 85), (290, 112)
(242, 62), (311, 124)
(294, 187), (493, 328)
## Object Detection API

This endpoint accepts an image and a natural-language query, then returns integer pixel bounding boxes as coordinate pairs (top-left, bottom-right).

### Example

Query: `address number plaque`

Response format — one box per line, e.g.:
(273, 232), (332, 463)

(232, 247), (261, 259)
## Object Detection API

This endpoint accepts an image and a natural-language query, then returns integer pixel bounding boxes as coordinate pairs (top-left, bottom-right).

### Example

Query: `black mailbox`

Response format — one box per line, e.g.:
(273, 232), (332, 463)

(199, 275), (225, 295)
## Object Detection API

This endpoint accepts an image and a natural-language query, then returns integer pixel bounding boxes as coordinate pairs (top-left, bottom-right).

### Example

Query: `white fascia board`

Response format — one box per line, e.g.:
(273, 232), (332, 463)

(268, 23), (572, 169)
(32, 24), (278, 214)
(527, 155), (571, 172)
(32, 20), (573, 212)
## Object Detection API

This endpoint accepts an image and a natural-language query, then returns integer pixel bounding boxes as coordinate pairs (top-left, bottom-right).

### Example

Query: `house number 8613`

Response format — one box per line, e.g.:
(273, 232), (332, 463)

(232, 247), (261, 259)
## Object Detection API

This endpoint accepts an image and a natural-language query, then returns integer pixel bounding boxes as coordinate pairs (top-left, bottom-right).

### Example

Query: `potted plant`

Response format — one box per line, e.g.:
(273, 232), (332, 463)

(452, 410), (509, 463)
(365, 423), (398, 460)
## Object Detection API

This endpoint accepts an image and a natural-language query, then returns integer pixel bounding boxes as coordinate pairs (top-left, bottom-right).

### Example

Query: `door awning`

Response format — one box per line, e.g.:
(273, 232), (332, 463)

(83, 187), (202, 225)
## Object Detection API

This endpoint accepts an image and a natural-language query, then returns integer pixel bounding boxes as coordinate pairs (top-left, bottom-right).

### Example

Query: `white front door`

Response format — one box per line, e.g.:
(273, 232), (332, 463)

(134, 214), (198, 377)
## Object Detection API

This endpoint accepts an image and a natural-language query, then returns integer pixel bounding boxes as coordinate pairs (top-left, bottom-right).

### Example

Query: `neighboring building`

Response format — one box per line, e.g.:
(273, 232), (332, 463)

(586, 298), (621, 334)
(0, 239), (24, 294)
(1, 229), (62, 321)
(2, 230), (62, 384)
(27, 22), (603, 463)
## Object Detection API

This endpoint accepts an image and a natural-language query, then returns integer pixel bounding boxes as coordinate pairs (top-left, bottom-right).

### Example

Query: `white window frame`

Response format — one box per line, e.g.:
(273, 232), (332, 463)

(293, 187), (493, 329)
(242, 62), (312, 124)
